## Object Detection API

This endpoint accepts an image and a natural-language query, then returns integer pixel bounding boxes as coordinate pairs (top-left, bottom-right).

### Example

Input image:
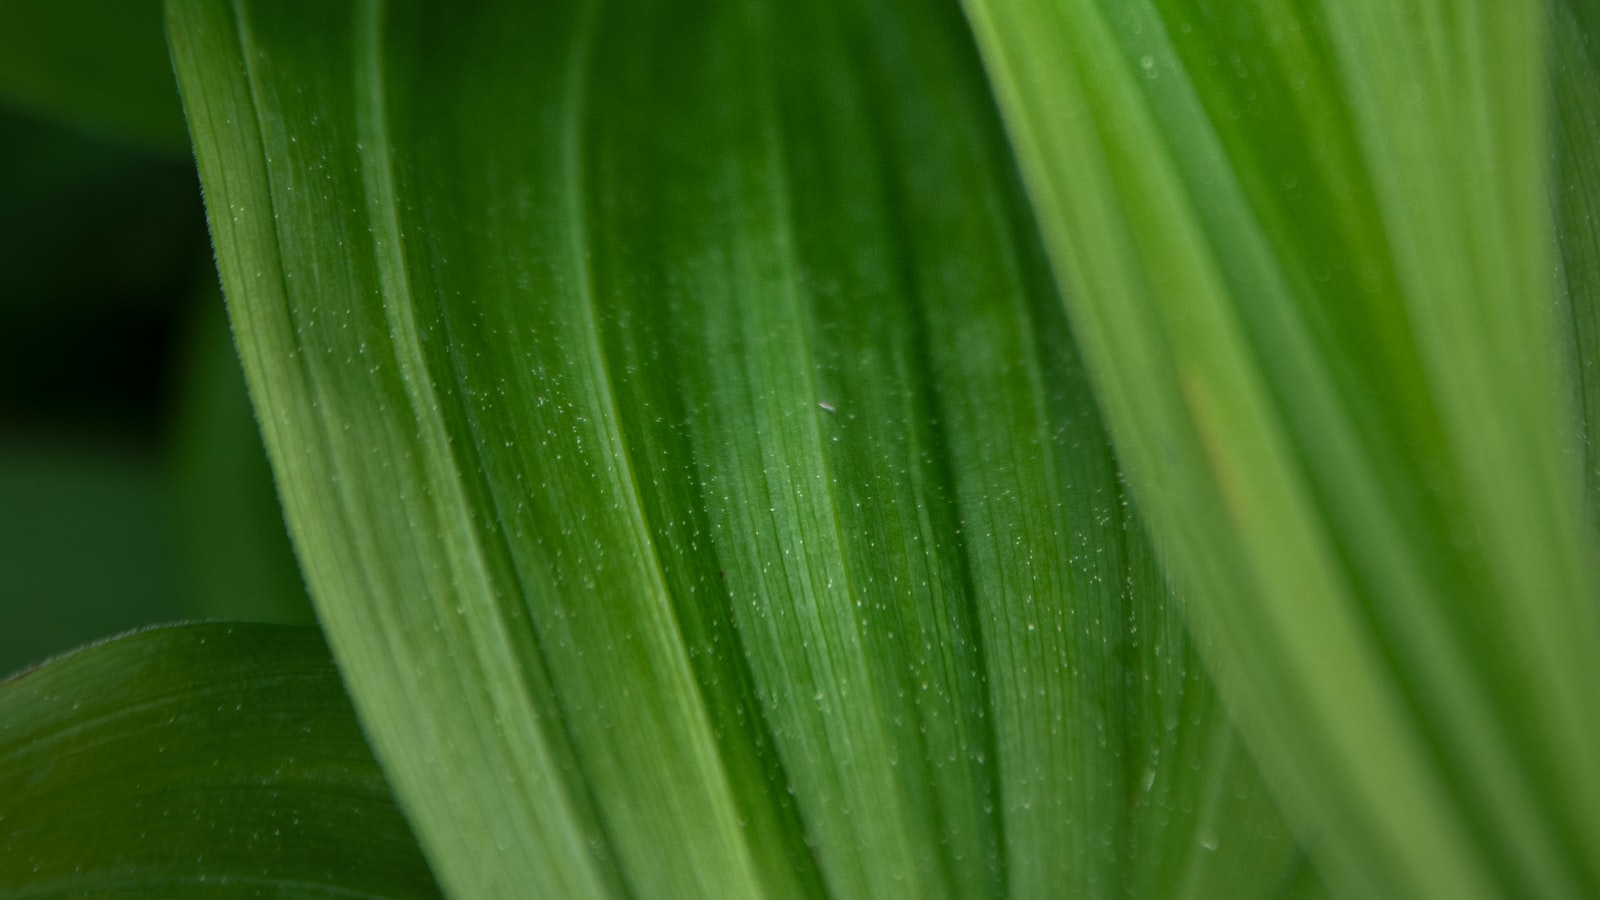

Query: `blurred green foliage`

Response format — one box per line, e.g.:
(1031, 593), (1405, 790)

(0, 0), (186, 150)
(0, 101), (311, 677)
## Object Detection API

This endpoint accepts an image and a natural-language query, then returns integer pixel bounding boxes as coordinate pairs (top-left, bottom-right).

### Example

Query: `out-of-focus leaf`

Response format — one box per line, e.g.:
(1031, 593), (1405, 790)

(0, 0), (187, 150)
(0, 622), (439, 897)
(961, 1), (1600, 897)
(0, 442), (184, 677)
(168, 0), (1308, 897)
(170, 282), (314, 625)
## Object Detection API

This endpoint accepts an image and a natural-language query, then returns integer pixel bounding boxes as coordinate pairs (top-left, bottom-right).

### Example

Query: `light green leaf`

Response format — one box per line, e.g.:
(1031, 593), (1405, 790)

(168, 0), (1308, 897)
(962, 0), (1600, 897)
(0, 622), (439, 897)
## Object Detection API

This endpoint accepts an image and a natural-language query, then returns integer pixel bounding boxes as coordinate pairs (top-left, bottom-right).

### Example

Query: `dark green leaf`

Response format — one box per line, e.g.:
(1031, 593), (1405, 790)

(0, 622), (439, 897)
(1551, 0), (1600, 522)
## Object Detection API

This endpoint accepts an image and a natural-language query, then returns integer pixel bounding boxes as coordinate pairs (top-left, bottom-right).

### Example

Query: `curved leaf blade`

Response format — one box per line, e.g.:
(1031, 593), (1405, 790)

(961, 0), (1600, 897)
(0, 622), (438, 898)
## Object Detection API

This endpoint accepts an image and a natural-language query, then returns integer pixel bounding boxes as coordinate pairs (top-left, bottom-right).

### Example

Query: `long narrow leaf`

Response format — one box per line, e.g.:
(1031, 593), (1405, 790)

(961, 1), (1600, 897)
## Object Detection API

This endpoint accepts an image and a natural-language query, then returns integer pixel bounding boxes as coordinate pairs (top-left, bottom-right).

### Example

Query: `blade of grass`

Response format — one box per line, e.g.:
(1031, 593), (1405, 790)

(962, 0), (1600, 897)
(0, 623), (438, 897)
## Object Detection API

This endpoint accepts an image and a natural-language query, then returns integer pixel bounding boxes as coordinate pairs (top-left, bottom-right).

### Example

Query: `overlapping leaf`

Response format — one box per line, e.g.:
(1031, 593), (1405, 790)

(169, 0), (1309, 897)
(0, 623), (438, 897)
(961, 0), (1600, 897)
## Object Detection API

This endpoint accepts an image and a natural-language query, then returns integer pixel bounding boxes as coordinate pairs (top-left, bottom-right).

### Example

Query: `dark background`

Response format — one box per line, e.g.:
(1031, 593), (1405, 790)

(0, 1), (314, 677)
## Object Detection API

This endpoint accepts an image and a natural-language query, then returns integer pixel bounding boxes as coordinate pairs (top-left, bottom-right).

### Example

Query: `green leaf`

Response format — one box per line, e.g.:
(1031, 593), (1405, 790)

(0, 622), (439, 897)
(961, 0), (1600, 897)
(1551, 0), (1600, 521)
(0, 0), (187, 150)
(168, 0), (1308, 897)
